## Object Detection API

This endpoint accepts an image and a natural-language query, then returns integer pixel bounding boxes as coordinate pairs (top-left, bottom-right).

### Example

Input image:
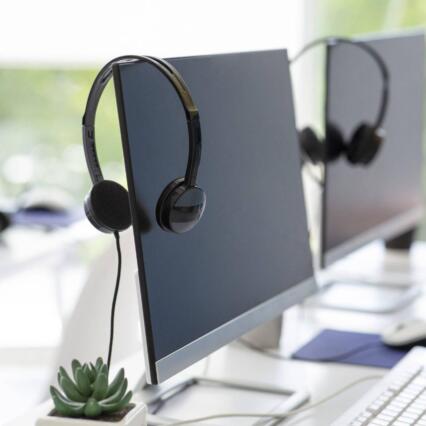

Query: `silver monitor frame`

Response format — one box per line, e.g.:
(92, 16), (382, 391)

(322, 206), (423, 269)
(135, 271), (316, 383)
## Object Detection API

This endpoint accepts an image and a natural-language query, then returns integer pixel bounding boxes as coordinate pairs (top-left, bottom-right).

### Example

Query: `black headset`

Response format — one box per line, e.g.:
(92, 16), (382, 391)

(82, 55), (206, 234)
(0, 211), (10, 234)
(291, 37), (390, 166)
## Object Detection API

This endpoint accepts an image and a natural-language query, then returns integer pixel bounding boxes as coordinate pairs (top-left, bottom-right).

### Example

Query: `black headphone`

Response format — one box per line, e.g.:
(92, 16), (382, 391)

(82, 55), (206, 234)
(292, 37), (390, 166)
(0, 211), (10, 234)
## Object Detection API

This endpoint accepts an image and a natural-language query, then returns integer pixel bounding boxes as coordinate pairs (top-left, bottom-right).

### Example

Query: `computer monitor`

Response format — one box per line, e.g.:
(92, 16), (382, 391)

(322, 31), (425, 268)
(113, 50), (316, 384)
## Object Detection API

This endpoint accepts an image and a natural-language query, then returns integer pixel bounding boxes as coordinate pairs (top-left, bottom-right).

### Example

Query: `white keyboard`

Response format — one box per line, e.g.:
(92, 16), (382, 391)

(332, 347), (426, 425)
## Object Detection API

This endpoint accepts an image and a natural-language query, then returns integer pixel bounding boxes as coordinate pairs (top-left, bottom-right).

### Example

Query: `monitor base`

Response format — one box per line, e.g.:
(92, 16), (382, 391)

(141, 376), (309, 425)
(241, 316), (283, 350)
(385, 227), (416, 251)
(310, 279), (421, 313)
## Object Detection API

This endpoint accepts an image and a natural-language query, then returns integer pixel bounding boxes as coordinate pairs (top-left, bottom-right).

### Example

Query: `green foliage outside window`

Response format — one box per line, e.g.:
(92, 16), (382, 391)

(0, 68), (122, 203)
(312, 0), (426, 37)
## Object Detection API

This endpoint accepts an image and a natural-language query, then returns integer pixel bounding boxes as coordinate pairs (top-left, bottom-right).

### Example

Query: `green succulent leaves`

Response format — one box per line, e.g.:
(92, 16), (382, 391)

(50, 358), (133, 418)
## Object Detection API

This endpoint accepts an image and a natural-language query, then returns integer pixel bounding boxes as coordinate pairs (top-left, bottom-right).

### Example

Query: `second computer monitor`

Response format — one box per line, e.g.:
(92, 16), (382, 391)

(322, 31), (425, 268)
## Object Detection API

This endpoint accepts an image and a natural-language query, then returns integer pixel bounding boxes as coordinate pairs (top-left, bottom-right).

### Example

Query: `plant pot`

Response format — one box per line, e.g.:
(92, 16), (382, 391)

(36, 402), (147, 426)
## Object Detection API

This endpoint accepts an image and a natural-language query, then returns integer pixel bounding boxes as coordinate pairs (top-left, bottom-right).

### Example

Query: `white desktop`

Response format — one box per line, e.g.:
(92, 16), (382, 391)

(8, 243), (426, 425)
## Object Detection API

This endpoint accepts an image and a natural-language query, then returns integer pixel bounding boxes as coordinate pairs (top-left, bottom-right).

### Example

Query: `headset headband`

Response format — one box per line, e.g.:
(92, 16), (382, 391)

(290, 37), (389, 129)
(82, 55), (202, 187)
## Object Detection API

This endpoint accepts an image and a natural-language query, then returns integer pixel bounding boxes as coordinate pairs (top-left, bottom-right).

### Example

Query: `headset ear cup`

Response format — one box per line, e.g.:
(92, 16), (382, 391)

(84, 180), (131, 233)
(0, 211), (10, 233)
(157, 178), (206, 234)
(325, 123), (345, 162)
(299, 127), (323, 164)
(157, 178), (182, 232)
(347, 123), (383, 165)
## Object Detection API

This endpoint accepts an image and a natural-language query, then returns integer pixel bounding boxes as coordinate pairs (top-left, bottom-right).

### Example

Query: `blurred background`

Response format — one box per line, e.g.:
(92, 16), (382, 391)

(2, 1), (425, 203)
(0, 0), (425, 423)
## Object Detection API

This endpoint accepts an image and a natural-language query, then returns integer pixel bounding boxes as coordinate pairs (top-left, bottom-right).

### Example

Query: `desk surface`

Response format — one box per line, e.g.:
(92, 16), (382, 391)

(7, 241), (426, 425)
(0, 220), (97, 278)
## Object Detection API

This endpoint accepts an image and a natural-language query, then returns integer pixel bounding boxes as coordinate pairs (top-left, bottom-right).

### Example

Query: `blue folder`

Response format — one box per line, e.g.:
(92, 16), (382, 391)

(292, 329), (409, 369)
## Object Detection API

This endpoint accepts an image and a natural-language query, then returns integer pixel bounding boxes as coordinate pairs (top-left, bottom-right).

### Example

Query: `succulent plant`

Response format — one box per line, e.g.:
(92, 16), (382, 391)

(50, 358), (133, 418)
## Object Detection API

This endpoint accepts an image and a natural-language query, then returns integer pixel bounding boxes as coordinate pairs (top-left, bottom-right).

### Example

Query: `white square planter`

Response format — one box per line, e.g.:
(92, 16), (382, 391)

(36, 402), (146, 426)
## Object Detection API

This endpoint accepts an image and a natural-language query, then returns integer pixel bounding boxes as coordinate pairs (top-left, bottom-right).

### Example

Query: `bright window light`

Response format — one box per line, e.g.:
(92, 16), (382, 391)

(0, 0), (305, 65)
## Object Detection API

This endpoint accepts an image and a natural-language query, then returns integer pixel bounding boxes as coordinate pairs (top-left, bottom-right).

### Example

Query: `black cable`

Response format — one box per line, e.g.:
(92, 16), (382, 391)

(300, 151), (325, 187)
(107, 230), (122, 370)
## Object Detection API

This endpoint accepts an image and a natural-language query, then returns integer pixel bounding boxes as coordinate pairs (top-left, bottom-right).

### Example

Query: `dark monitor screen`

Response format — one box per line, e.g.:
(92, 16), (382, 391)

(114, 50), (316, 383)
(322, 32), (425, 267)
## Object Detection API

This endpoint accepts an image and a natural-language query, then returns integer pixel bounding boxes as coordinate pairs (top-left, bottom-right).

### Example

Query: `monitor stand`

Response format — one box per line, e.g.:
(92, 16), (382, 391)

(133, 271), (309, 424)
(312, 231), (420, 313)
(385, 228), (415, 251)
(242, 316), (283, 349)
(311, 279), (421, 313)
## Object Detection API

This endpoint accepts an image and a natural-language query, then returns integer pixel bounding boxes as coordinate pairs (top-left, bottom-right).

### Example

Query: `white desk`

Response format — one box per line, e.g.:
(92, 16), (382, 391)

(0, 220), (97, 279)
(6, 242), (426, 426)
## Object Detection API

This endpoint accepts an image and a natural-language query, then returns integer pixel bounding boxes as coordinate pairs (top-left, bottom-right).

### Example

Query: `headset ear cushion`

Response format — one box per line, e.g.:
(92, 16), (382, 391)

(157, 178), (206, 234)
(0, 211), (10, 233)
(84, 180), (131, 233)
(347, 123), (384, 165)
(299, 127), (323, 164)
(325, 123), (345, 162)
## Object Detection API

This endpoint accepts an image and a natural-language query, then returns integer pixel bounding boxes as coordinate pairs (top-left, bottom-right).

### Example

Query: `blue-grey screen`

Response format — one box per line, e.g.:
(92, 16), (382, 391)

(115, 50), (313, 363)
(324, 33), (424, 260)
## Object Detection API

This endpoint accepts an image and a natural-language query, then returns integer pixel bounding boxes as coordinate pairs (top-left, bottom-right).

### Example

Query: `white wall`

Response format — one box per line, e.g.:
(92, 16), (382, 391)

(0, 0), (306, 65)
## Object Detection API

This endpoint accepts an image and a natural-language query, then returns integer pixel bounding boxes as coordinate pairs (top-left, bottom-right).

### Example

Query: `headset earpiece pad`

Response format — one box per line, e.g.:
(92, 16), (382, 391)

(299, 127), (323, 164)
(157, 178), (206, 234)
(0, 211), (10, 233)
(347, 123), (383, 165)
(85, 180), (131, 233)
